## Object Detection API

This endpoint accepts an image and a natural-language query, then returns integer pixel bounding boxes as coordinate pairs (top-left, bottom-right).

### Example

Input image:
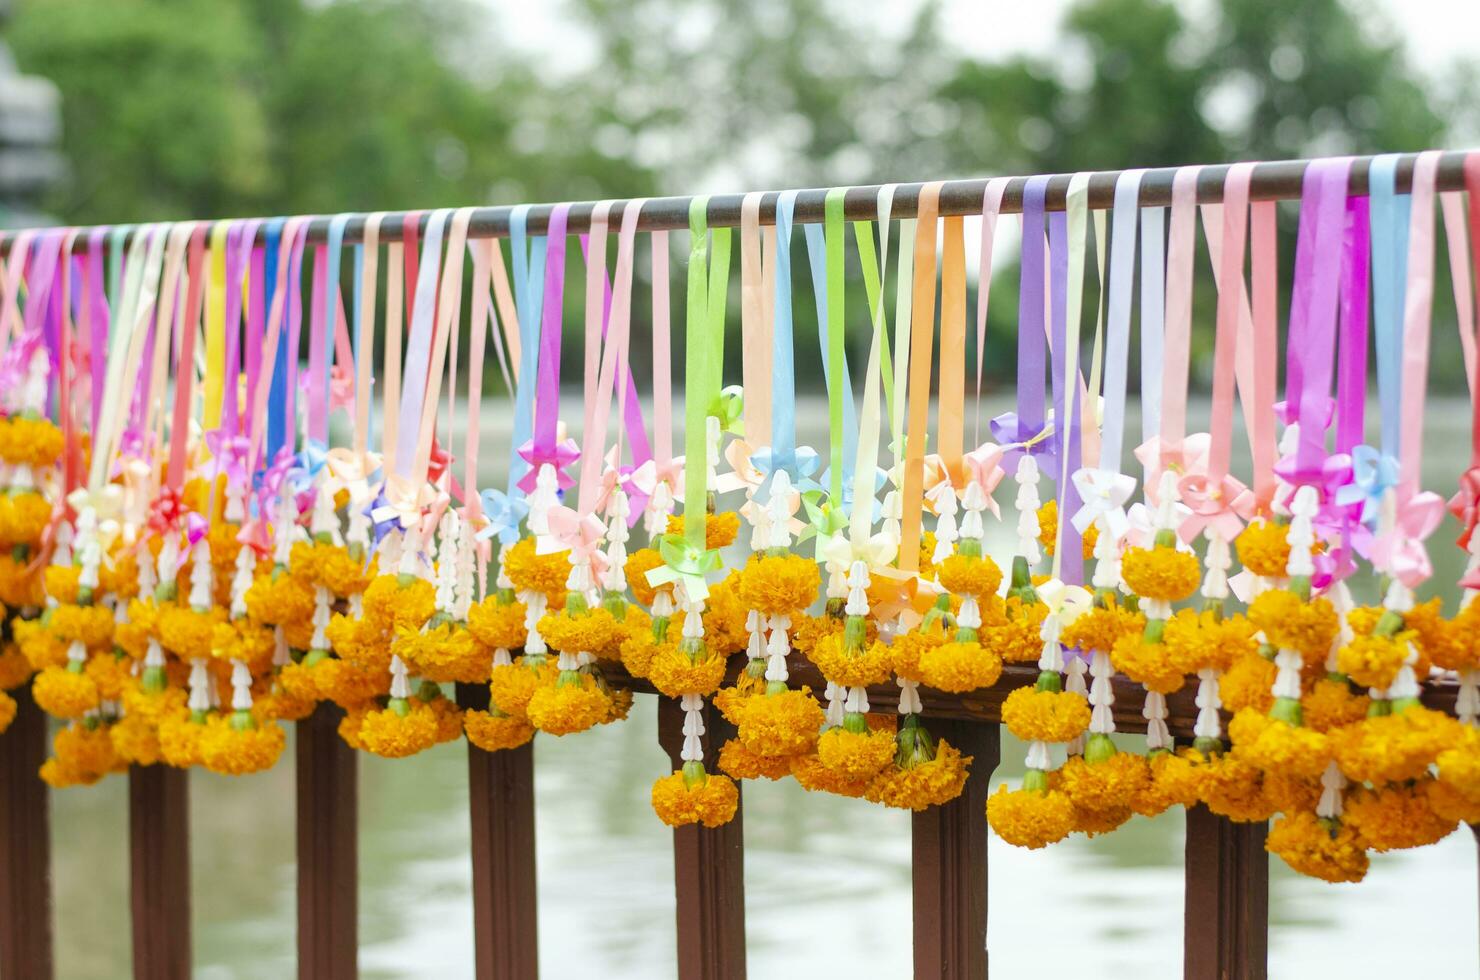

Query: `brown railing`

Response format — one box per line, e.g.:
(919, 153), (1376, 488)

(0, 662), (1470, 980)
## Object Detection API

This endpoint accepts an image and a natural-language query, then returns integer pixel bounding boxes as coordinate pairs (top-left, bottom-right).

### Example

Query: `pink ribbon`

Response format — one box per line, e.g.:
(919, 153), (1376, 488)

(1371, 489), (1445, 588)
(1177, 471), (1254, 543)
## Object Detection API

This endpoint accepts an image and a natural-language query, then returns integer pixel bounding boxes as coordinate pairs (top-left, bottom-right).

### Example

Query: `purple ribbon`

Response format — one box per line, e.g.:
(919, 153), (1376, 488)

(994, 175), (1054, 476)
(1049, 210), (1084, 584)
(530, 205), (572, 469)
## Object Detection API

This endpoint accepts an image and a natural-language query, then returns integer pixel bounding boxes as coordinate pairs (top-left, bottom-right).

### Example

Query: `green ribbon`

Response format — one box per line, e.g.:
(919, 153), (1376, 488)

(683, 198), (732, 555)
(852, 220), (892, 427)
(798, 488), (848, 559)
(648, 532), (724, 603)
(709, 384), (745, 436)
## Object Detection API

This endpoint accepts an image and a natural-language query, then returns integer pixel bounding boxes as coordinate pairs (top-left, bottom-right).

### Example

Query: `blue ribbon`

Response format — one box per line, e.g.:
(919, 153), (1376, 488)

(507, 205), (548, 499)
(263, 218), (286, 482)
(763, 191), (800, 501)
(476, 488), (530, 546)
(1370, 154), (1410, 460)
(802, 222), (858, 501)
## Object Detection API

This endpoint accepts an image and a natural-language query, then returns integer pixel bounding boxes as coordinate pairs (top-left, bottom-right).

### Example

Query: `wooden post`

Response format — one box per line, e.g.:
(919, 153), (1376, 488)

(1183, 804), (1268, 980)
(912, 718), (997, 980)
(296, 701), (358, 980)
(0, 686), (53, 979)
(129, 763), (191, 979)
(456, 683), (539, 980)
(656, 696), (746, 980)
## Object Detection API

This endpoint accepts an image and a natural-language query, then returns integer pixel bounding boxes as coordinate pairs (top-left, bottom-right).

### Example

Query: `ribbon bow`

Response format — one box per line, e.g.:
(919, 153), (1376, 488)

(1333, 446), (1398, 528)
(1036, 577), (1093, 628)
(962, 443), (1006, 519)
(543, 504), (609, 577)
(1177, 472), (1254, 544)
(990, 411), (1058, 478)
(325, 448), (383, 504)
(596, 449), (659, 527)
(820, 529), (898, 573)
(370, 473), (439, 537)
(1449, 466), (1480, 549)
(1070, 467), (1137, 542)
(65, 485), (125, 552)
(289, 439), (330, 494)
(752, 444), (821, 502)
(476, 488), (530, 546)
(1371, 490), (1445, 589)
(516, 435), (581, 494)
(1133, 432), (1211, 502)
(708, 385), (745, 436)
(799, 489), (849, 557)
(646, 532), (724, 602)
(204, 428), (251, 489)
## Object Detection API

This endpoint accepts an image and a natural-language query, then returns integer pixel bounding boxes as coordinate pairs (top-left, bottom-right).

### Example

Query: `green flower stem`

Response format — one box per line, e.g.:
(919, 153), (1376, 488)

(843, 614), (867, 653)
(921, 594), (955, 634)
(1142, 617), (1167, 644)
(957, 538), (982, 558)
(681, 759), (708, 787)
(303, 648), (330, 667)
(1193, 735), (1223, 756)
(601, 593), (628, 620)
(229, 709), (256, 732)
(388, 697), (411, 718)
(651, 616), (670, 644)
(142, 666), (168, 694)
(765, 680), (789, 696)
(416, 680), (442, 702)
(1367, 699), (1393, 718)
(1372, 609), (1405, 637)
(1034, 670), (1062, 693)
(1022, 768), (1049, 792)
(895, 714), (935, 768)
(189, 709), (211, 724)
(555, 669), (584, 688)
(1153, 528), (1178, 549)
(1007, 555), (1039, 604)
(842, 711), (869, 735)
(565, 591), (589, 616)
(1270, 696), (1304, 727)
(1289, 575), (1312, 602)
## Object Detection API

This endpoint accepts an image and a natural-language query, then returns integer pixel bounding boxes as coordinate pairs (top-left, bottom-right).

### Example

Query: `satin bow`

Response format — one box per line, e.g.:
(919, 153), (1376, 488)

(799, 490), (849, 553)
(325, 448), (383, 504)
(752, 444), (821, 502)
(990, 411), (1058, 478)
(1449, 466), (1480, 549)
(1036, 577), (1093, 629)
(1333, 446), (1398, 528)
(476, 488), (530, 546)
(709, 385), (745, 436)
(1177, 472), (1254, 544)
(820, 529), (898, 572)
(543, 504), (609, 577)
(204, 429), (251, 489)
(370, 474), (439, 536)
(1371, 490), (1445, 589)
(65, 485), (125, 552)
(288, 439), (330, 494)
(596, 449), (659, 527)
(962, 443), (1006, 519)
(646, 532), (724, 602)
(816, 464), (887, 524)
(516, 436), (580, 494)
(1070, 468), (1137, 542)
(1133, 432), (1211, 503)
(146, 487), (186, 536)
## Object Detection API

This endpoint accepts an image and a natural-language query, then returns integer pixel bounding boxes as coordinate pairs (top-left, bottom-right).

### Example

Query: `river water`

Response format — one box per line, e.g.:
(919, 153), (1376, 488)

(45, 397), (1480, 978)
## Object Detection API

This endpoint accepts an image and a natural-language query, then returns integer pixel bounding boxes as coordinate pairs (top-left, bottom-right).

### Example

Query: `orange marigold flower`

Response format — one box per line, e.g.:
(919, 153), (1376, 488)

(358, 701), (440, 758)
(1056, 753), (1149, 812)
(816, 726), (896, 781)
(987, 785), (1076, 848)
(44, 565), (81, 604)
(1248, 590), (1338, 662)
(718, 738), (794, 781)
(935, 553), (1003, 598)
(625, 547), (667, 607)
(32, 666), (99, 719)
(651, 770), (739, 827)
(361, 575), (436, 633)
(648, 646), (728, 698)
(1121, 546), (1200, 602)
(1001, 688), (1091, 743)
(1336, 632), (1413, 690)
(0, 645), (31, 690)
(734, 688), (823, 758)
(464, 710), (535, 752)
(1110, 635), (1186, 694)
(1344, 780), (1456, 853)
(199, 716), (287, 775)
(50, 603), (117, 650)
(1163, 609), (1257, 674)
(808, 632), (895, 688)
(489, 659), (555, 717)
(244, 571), (315, 627)
(791, 752), (874, 798)
(1062, 605), (1144, 655)
(1195, 751), (1276, 823)
(109, 713), (162, 766)
(525, 675), (611, 735)
(1234, 519), (1292, 579)
(1227, 708), (1331, 780)
(865, 740), (971, 810)
(1329, 707), (1460, 785)
(1132, 749), (1203, 817)
(0, 689), (15, 735)
(1300, 678), (1370, 733)
(666, 512), (741, 550)
(737, 553), (820, 615)
(1266, 811), (1368, 883)
(539, 606), (626, 660)
(1037, 499), (1097, 560)
(1220, 653), (1277, 715)
(466, 597), (528, 650)
(982, 597), (1048, 663)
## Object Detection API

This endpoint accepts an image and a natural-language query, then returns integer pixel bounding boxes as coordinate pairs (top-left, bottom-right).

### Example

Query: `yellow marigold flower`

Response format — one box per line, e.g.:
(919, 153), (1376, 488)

(1228, 709), (1331, 780)
(394, 623), (489, 684)
(866, 740), (971, 810)
(15, 619), (66, 671)
(791, 751), (874, 797)
(1437, 728), (1480, 798)
(734, 688), (823, 758)
(626, 548), (669, 607)
(337, 705), (369, 749)
(314, 658), (388, 709)
(200, 717), (287, 775)
(50, 603), (117, 650)
(100, 550), (141, 600)
(1131, 749), (1203, 817)
(32, 666), (99, 719)
(1110, 635), (1186, 694)
(1447, 602), (1480, 672)
(0, 553), (43, 607)
(525, 675), (611, 735)
(1248, 590), (1338, 662)
(1266, 811), (1369, 883)
(718, 738), (792, 780)
(809, 632), (895, 688)
(1056, 753), (1149, 812)
(464, 710), (535, 752)
(360, 575), (436, 633)
(1403, 598), (1462, 672)
(44, 565), (81, 604)
(502, 537), (571, 602)
(982, 597), (1048, 663)
(0, 644), (32, 689)
(989, 785), (1077, 851)
(425, 695), (465, 743)
(618, 632), (665, 679)
(1070, 802), (1133, 837)
(1234, 519), (1292, 579)
(648, 646), (728, 698)
(816, 726), (896, 781)
(604, 685), (634, 724)
(1264, 771), (1322, 815)
(1002, 688), (1091, 743)
(1195, 751), (1275, 823)
(936, 553), (1003, 598)
(651, 769), (740, 827)
(1345, 781), (1456, 852)
(666, 512), (741, 550)
(1, 492), (53, 546)
(2, 416), (63, 468)
(889, 630), (941, 683)
(157, 715), (208, 768)
(358, 701), (440, 758)
(1336, 633), (1413, 690)
(1037, 499), (1097, 560)
(467, 597), (528, 650)
(1427, 775), (1480, 824)
(0, 689), (14, 735)
(85, 653), (131, 701)
(1220, 653), (1276, 715)
(292, 542), (371, 597)
(41, 722), (123, 788)
(539, 606), (626, 660)
(701, 573), (751, 656)
(244, 571), (315, 627)
(737, 553), (820, 615)
(121, 684), (187, 724)
(791, 613), (841, 655)
(276, 661), (321, 703)
(489, 659), (554, 717)
(108, 713), (162, 769)
(919, 640), (1003, 693)
(324, 614), (392, 673)
(1121, 545), (1200, 602)
(1063, 605), (1145, 655)
(1329, 707), (1461, 785)
(158, 604), (223, 660)
(256, 686), (318, 722)
(1163, 609), (1257, 674)
(1301, 678), (1370, 733)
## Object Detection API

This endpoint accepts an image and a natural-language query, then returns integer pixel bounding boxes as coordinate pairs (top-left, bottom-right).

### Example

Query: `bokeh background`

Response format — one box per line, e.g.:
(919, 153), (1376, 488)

(4, 0), (1479, 977)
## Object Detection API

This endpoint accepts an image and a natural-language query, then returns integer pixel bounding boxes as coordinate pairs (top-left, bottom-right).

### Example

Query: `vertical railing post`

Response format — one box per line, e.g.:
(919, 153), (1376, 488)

(456, 682), (539, 980)
(1183, 804), (1268, 980)
(296, 701), (358, 980)
(912, 718), (997, 980)
(656, 695), (747, 980)
(129, 763), (191, 979)
(0, 685), (54, 979)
